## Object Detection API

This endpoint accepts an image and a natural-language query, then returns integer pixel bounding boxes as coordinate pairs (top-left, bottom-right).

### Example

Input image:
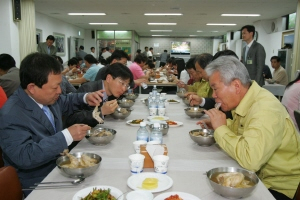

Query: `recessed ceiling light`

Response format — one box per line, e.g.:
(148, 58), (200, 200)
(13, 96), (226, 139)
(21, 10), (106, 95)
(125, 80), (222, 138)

(68, 13), (106, 15)
(221, 14), (260, 17)
(89, 23), (118, 25)
(197, 30), (203, 32)
(152, 35), (170, 36)
(150, 30), (173, 32)
(207, 23), (236, 26)
(148, 23), (177, 25)
(145, 13), (182, 16)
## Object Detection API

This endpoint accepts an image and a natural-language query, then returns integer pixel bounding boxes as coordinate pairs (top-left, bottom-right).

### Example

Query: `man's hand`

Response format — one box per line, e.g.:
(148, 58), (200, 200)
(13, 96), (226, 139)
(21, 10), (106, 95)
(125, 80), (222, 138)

(86, 90), (104, 106)
(196, 118), (213, 129)
(188, 94), (202, 106)
(202, 109), (226, 130)
(134, 78), (147, 86)
(101, 99), (118, 115)
(68, 124), (91, 141)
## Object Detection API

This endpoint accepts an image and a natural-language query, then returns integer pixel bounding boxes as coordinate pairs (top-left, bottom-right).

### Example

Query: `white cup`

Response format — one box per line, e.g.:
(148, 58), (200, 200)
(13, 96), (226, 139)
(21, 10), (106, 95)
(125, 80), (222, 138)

(153, 155), (169, 174)
(158, 108), (166, 116)
(149, 108), (157, 116)
(147, 140), (161, 145)
(133, 140), (147, 153)
(129, 154), (145, 174)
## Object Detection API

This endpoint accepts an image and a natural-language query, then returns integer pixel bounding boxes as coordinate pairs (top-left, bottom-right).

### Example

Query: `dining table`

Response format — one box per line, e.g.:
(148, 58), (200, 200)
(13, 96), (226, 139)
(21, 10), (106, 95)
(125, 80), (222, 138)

(262, 82), (286, 98)
(25, 94), (275, 200)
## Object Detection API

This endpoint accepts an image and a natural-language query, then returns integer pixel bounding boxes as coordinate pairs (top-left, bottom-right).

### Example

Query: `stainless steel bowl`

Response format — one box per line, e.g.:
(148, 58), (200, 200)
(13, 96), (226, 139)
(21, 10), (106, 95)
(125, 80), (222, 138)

(183, 97), (190, 106)
(189, 129), (215, 146)
(56, 152), (101, 178)
(118, 99), (135, 108)
(86, 126), (116, 146)
(148, 123), (169, 135)
(124, 93), (139, 100)
(176, 91), (185, 98)
(206, 167), (259, 199)
(110, 108), (131, 119)
(157, 79), (163, 83)
(184, 107), (205, 118)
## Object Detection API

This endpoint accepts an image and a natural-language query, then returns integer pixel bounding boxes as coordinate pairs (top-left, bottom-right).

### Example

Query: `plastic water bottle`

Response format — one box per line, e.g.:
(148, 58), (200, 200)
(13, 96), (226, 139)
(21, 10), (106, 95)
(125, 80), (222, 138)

(137, 122), (150, 142)
(150, 123), (163, 144)
(149, 97), (157, 115)
(158, 97), (165, 108)
(152, 85), (158, 96)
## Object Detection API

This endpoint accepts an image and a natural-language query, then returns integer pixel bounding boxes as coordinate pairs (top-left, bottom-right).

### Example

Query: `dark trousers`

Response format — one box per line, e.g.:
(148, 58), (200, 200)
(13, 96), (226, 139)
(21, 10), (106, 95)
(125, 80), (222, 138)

(269, 189), (292, 200)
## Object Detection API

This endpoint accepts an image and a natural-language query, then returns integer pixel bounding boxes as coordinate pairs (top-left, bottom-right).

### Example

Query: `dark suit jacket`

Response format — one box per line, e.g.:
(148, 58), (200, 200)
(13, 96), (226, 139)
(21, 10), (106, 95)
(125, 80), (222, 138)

(37, 42), (57, 55)
(242, 40), (266, 86)
(65, 80), (118, 127)
(0, 87), (85, 193)
(0, 67), (20, 97)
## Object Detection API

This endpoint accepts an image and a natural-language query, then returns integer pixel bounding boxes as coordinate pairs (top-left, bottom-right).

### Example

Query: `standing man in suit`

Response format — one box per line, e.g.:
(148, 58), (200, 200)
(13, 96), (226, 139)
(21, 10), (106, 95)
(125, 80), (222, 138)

(0, 53), (103, 196)
(241, 25), (266, 86)
(37, 35), (57, 55)
(76, 45), (88, 61)
(0, 54), (20, 97)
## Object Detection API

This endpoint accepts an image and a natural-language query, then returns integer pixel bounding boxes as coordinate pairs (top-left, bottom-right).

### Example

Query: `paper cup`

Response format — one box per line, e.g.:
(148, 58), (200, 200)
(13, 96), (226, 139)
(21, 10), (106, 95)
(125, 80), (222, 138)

(153, 155), (169, 174)
(149, 108), (157, 116)
(133, 140), (147, 153)
(147, 141), (161, 145)
(158, 108), (166, 116)
(129, 154), (145, 174)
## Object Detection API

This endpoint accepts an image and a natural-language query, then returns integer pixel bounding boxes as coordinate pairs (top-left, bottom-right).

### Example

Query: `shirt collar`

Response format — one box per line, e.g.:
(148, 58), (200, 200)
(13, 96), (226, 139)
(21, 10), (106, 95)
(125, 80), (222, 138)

(247, 39), (255, 48)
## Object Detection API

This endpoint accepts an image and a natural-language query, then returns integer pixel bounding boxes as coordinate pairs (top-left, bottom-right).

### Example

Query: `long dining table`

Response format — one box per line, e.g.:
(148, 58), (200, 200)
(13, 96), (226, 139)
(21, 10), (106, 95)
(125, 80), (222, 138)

(25, 94), (275, 200)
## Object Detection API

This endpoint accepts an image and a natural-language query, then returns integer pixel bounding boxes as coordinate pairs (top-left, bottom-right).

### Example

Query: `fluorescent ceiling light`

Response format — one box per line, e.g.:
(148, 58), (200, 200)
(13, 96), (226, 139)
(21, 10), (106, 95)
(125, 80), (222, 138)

(207, 23), (236, 26)
(197, 31), (203, 32)
(152, 35), (170, 36)
(148, 23), (177, 25)
(221, 14), (260, 17)
(212, 31), (219, 32)
(89, 23), (118, 25)
(68, 13), (106, 15)
(189, 35), (199, 36)
(150, 30), (172, 32)
(145, 13), (182, 16)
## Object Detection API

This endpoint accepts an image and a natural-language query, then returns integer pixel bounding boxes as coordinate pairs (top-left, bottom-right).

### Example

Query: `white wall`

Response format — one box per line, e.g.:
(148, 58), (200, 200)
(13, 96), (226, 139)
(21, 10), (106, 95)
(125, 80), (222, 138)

(0, 0), (20, 67)
(35, 12), (85, 63)
(84, 29), (97, 57)
(212, 38), (223, 55)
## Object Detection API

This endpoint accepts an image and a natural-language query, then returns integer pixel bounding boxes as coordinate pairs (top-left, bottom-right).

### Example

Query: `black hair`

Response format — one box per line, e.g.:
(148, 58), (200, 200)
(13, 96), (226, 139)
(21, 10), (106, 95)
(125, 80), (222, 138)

(84, 54), (97, 64)
(0, 53), (16, 71)
(136, 49), (141, 53)
(213, 50), (238, 61)
(110, 50), (129, 62)
(270, 56), (280, 62)
(46, 35), (55, 41)
(105, 47), (109, 51)
(134, 54), (148, 64)
(68, 58), (78, 66)
(20, 53), (61, 89)
(100, 63), (133, 84)
(194, 53), (213, 69)
(241, 25), (255, 38)
(79, 45), (84, 50)
(164, 50), (167, 52)
(90, 47), (95, 51)
(145, 46), (148, 50)
(100, 58), (108, 65)
(149, 47), (153, 51)
(146, 60), (155, 69)
(167, 57), (176, 66)
(185, 57), (196, 70)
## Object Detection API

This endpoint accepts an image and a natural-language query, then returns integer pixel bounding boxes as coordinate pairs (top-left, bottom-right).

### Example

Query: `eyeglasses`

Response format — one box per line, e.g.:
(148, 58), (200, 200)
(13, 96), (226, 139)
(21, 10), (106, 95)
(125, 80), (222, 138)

(114, 77), (130, 89)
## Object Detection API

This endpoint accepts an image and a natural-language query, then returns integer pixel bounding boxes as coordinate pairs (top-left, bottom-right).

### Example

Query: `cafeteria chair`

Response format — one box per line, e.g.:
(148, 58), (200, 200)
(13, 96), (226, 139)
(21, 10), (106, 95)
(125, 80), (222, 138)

(293, 110), (300, 129)
(294, 182), (300, 200)
(0, 166), (23, 200)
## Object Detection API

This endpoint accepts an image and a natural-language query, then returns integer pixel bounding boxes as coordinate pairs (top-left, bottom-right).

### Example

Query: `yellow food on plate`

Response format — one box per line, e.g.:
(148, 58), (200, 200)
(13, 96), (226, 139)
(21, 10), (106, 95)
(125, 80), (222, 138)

(152, 116), (165, 120)
(142, 178), (158, 190)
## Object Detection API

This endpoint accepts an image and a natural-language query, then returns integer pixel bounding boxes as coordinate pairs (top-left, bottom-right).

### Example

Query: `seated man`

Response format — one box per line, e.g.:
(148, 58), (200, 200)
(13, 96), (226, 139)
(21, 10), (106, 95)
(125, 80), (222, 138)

(69, 55), (101, 84)
(65, 63), (133, 127)
(267, 56), (288, 85)
(0, 53), (103, 196)
(0, 53), (20, 97)
(197, 56), (300, 200)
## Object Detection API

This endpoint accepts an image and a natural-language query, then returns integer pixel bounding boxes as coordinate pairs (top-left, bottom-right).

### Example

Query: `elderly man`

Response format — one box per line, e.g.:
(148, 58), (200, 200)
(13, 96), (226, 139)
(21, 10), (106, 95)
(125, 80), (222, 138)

(197, 56), (300, 200)
(65, 63), (133, 127)
(37, 35), (57, 55)
(0, 53), (103, 196)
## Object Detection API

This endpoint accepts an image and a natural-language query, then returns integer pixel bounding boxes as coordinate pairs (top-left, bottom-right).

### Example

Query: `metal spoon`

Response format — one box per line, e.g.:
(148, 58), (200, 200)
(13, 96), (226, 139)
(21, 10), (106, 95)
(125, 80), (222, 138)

(116, 106), (122, 113)
(201, 122), (213, 136)
(34, 177), (85, 185)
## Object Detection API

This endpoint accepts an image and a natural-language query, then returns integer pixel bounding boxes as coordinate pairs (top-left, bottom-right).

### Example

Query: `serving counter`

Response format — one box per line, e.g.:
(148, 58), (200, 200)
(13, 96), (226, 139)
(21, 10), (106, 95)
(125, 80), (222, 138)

(25, 94), (275, 200)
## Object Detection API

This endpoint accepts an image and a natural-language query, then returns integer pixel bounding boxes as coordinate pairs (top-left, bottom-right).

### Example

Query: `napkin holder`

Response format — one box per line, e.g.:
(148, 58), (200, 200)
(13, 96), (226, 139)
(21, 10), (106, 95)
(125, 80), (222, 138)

(140, 144), (168, 168)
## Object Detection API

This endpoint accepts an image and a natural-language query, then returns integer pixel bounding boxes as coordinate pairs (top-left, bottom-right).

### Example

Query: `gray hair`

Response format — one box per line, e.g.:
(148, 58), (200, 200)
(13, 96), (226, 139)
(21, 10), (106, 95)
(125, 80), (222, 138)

(205, 56), (251, 86)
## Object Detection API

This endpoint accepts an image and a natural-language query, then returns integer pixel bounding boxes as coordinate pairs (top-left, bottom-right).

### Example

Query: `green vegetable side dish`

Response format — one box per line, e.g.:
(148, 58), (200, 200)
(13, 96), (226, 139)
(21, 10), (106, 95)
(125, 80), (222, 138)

(168, 99), (178, 102)
(81, 188), (116, 200)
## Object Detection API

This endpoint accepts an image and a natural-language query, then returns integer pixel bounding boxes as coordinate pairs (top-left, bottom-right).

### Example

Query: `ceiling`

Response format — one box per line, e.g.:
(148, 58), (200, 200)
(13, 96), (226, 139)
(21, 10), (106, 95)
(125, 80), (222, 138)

(34, 0), (298, 38)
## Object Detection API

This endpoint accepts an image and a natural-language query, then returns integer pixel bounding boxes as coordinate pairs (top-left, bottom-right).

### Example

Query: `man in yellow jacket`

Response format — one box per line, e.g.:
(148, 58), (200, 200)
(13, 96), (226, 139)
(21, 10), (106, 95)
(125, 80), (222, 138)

(197, 56), (300, 200)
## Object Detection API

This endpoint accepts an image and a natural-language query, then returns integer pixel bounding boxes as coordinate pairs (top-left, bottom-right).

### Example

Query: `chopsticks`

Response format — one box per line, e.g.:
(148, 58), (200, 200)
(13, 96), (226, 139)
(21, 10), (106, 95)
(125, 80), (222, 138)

(22, 185), (78, 191)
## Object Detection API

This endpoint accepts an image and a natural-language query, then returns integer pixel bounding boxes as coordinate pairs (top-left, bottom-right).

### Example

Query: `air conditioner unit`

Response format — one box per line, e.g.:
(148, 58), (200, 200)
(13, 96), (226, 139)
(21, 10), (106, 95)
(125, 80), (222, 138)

(262, 19), (278, 34)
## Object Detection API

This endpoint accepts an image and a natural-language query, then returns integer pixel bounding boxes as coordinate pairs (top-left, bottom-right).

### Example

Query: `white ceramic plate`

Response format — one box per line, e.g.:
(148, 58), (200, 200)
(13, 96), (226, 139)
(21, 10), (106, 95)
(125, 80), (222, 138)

(167, 99), (180, 104)
(127, 172), (173, 193)
(167, 121), (183, 127)
(72, 185), (123, 200)
(153, 192), (201, 200)
(147, 116), (169, 121)
(126, 190), (153, 200)
(126, 119), (146, 126)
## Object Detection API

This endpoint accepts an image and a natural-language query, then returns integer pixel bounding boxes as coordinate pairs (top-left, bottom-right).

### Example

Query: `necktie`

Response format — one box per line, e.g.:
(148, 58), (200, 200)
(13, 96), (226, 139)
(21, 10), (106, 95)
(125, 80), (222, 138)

(42, 106), (56, 131)
(245, 46), (249, 61)
(47, 47), (50, 54)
